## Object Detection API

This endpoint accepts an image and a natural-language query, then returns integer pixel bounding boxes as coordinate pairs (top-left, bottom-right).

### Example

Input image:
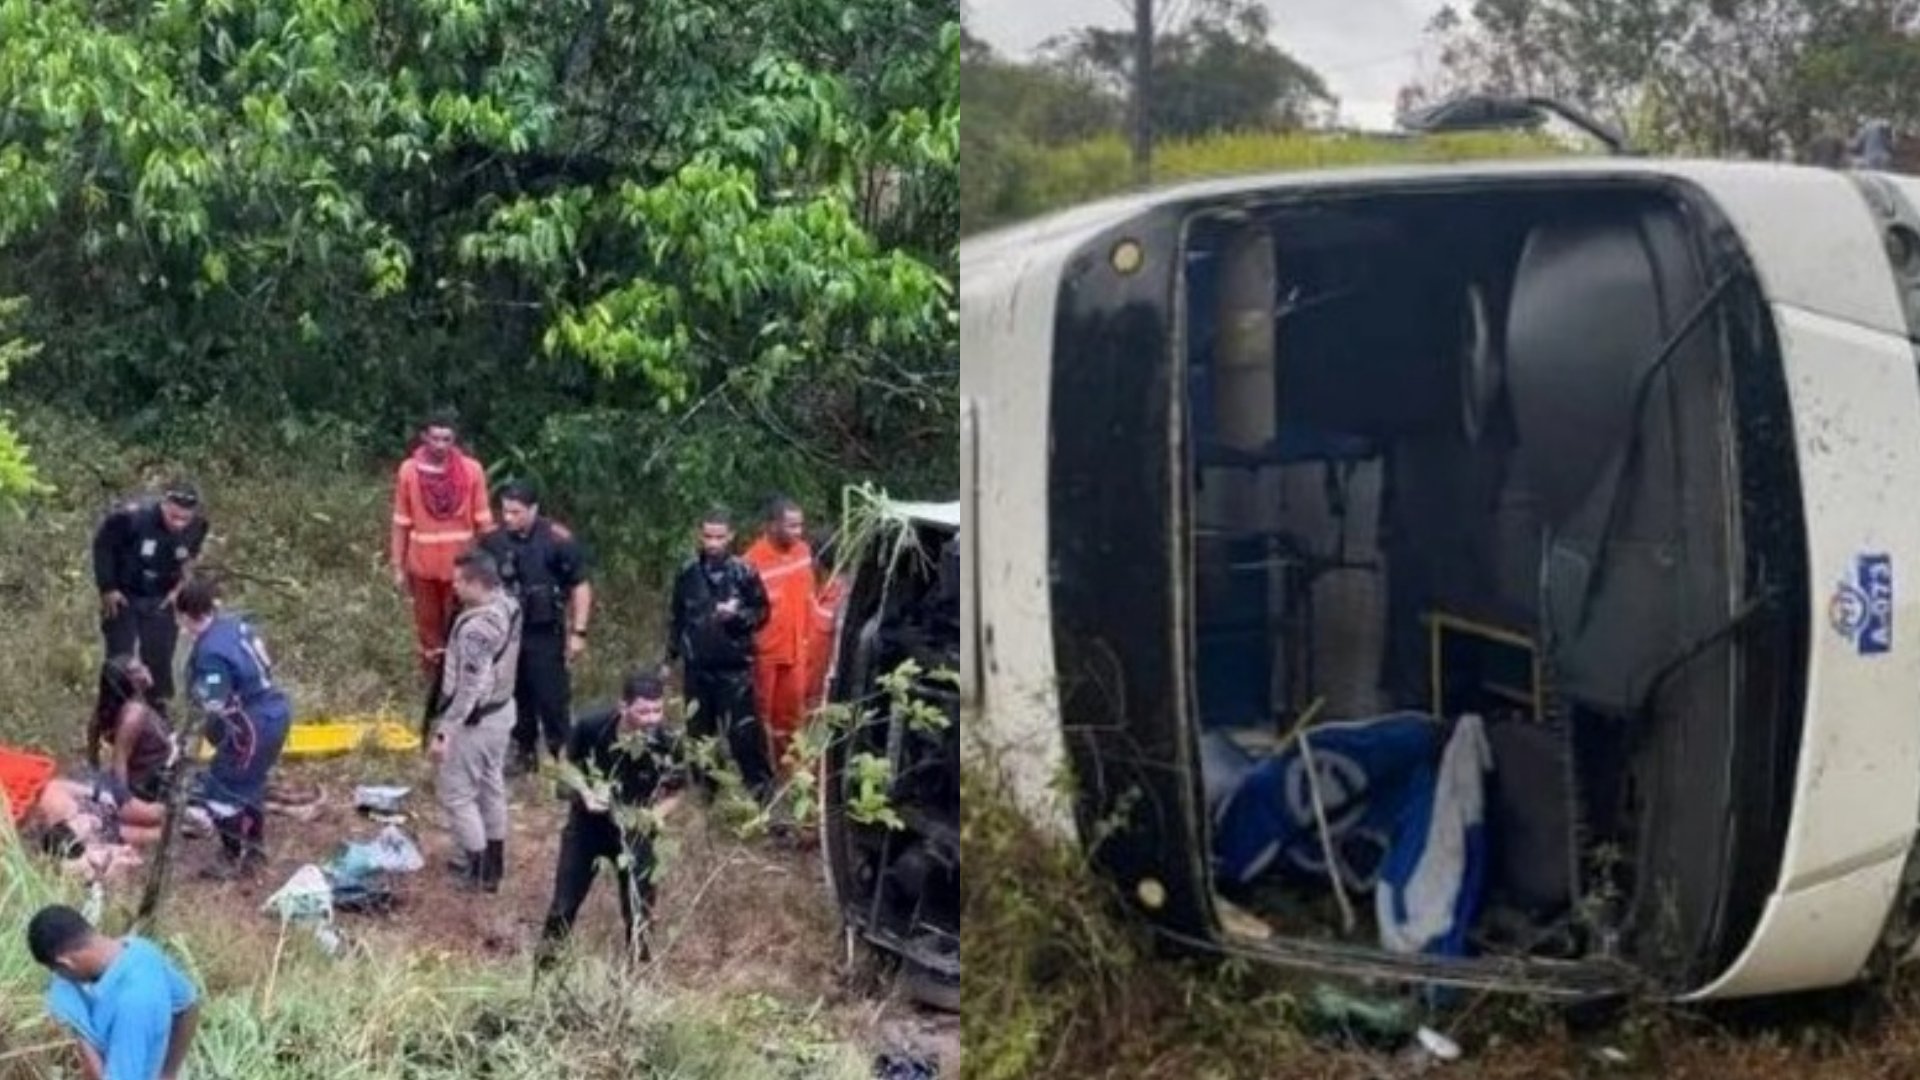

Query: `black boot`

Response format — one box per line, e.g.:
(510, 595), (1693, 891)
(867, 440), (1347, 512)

(456, 849), (486, 891)
(202, 810), (263, 880)
(506, 744), (538, 779)
(483, 840), (504, 894)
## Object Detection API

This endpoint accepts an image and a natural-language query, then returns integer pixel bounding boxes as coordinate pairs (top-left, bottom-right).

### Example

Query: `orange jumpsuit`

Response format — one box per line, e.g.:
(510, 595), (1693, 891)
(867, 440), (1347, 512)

(390, 448), (494, 677)
(744, 536), (813, 774)
(806, 574), (848, 708)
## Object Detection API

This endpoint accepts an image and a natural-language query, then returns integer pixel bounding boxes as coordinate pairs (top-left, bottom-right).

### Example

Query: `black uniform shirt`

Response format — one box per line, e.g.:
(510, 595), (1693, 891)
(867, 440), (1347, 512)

(564, 703), (687, 812)
(666, 556), (769, 670)
(482, 518), (590, 629)
(92, 500), (209, 598)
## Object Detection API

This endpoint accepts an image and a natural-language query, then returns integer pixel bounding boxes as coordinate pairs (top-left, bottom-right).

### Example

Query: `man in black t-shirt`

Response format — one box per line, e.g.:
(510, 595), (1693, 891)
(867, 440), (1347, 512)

(482, 481), (594, 778)
(89, 483), (209, 711)
(537, 672), (686, 967)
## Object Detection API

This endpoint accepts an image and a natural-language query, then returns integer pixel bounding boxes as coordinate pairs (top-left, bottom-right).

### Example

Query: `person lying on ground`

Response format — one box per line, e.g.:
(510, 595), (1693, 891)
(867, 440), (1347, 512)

(87, 656), (176, 809)
(27, 903), (200, 1080)
(0, 746), (150, 883)
(22, 781), (152, 885)
(32, 778), (164, 849)
(537, 671), (687, 970)
(176, 576), (292, 881)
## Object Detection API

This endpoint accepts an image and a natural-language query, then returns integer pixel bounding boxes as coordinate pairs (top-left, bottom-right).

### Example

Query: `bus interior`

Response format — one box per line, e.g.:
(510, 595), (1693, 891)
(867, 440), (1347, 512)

(1181, 181), (1803, 991)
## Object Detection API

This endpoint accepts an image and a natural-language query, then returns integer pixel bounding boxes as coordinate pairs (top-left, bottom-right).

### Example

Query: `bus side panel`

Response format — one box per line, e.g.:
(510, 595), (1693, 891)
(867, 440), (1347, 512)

(958, 231), (1080, 838)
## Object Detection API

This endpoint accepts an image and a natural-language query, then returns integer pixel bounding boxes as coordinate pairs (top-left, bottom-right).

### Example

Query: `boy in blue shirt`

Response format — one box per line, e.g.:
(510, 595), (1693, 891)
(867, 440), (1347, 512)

(175, 577), (292, 880)
(27, 904), (200, 1080)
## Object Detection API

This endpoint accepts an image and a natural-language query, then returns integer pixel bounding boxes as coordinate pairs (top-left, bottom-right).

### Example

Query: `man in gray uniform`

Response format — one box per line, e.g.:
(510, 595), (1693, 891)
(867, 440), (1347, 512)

(428, 548), (522, 892)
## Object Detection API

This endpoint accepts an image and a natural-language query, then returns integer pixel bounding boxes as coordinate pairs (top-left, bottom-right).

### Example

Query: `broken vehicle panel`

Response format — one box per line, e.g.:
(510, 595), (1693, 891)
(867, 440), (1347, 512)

(959, 158), (1920, 1001)
(820, 500), (961, 1011)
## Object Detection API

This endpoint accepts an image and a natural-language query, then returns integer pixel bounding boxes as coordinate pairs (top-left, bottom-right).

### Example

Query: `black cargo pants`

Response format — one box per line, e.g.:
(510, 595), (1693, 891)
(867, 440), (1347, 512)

(101, 594), (179, 710)
(512, 625), (572, 760)
(684, 664), (772, 800)
(539, 809), (658, 957)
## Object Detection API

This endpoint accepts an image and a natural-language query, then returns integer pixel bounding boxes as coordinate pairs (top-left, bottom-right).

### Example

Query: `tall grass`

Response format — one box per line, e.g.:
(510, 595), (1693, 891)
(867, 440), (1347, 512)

(0, 406), (882, 1079)
(963, 129), (1571, 235)
(960, 760), (1920, 1079)
(0, 818), (871, 1079)
(959, 762), (1313, 1079)
(0, 405), (663, 756)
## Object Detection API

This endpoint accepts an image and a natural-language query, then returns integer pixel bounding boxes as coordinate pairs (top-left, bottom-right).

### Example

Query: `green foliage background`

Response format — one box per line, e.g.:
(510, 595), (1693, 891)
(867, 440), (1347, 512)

(0, 0), (958, 575)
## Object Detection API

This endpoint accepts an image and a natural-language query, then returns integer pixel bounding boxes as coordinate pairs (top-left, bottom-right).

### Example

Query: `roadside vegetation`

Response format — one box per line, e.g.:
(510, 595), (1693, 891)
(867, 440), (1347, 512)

(960, 4), (1920, 1074)
(961, 754), (1920, 1078)
(0, 404), (922, 1078)
(0, 3), (956, 1074)
(0, 817), (875, 1080)
(962, 128), (1564, 237)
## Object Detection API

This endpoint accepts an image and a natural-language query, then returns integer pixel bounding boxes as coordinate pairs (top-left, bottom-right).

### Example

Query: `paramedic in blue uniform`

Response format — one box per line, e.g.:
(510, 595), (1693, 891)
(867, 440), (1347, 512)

(90, 482), (209, 713)
(175, 576), (292, 880)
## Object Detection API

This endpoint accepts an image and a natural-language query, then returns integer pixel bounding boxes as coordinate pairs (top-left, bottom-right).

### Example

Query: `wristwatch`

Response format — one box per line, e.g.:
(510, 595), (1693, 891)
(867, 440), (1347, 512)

(570, 627), (588, 639)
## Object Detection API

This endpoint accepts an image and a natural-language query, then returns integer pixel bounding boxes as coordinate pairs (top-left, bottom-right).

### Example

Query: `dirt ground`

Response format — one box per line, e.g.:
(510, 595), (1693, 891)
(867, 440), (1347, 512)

(141, 751), (959, 1074)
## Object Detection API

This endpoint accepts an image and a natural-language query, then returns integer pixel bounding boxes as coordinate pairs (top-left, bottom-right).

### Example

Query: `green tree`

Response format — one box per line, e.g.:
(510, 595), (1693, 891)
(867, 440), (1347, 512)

(0, 296), (44, 503)
(960, 31), (1117, 233)
(1041, 0), (1335, 138)
(1408, 0), (1920, 158)
(0, 0), (956, 568)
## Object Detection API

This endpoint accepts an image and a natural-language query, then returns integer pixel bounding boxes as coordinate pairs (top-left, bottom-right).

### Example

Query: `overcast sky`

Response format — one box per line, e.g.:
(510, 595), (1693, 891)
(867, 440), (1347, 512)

(964, 0), (1453, 131)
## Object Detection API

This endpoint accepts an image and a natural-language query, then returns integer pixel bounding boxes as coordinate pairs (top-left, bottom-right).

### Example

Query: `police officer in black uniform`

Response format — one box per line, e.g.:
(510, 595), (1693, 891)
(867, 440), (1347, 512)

(537, 671), (686, 968)
(90, 482), (208, 713)
(483, 481), (594, 777)
(665, 508), (773, 801)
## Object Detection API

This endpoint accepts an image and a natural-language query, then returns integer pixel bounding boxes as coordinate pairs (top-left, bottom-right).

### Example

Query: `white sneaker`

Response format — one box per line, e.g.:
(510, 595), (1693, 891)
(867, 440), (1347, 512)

(180, 807), (214, 838)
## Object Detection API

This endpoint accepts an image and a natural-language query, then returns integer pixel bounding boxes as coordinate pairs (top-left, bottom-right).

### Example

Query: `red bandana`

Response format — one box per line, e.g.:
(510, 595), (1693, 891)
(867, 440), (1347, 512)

(412, 444), (471, 521)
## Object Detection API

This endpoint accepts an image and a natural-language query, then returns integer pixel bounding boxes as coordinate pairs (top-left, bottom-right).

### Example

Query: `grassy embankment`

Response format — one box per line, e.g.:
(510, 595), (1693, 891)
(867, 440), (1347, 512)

(963, 754), (1920, 1079)
(963, 128), (1569, 235)
(0, 406), (877, 1079)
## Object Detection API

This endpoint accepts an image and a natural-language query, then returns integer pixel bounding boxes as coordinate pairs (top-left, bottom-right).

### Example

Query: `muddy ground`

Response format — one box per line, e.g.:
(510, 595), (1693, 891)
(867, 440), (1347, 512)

(138, 751), (959, 1074)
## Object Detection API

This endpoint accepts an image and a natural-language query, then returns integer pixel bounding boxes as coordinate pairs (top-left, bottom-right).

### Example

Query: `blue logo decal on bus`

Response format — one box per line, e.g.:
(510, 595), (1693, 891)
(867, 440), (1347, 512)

(1830, 553), (1893, 655)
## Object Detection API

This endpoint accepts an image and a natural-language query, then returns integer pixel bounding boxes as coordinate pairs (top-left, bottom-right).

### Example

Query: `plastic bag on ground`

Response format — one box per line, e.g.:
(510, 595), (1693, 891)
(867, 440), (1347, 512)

(353, 785), (410, 815)
(263, 864), (333, 922)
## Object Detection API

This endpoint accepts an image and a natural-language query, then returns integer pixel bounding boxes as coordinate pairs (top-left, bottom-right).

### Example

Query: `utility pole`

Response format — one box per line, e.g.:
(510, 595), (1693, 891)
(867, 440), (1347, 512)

(1131, 0), (1153, 186)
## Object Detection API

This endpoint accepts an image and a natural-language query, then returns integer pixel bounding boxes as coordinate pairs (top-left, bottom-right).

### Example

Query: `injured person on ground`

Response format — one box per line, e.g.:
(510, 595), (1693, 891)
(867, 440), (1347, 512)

(22, 778), (159, 883)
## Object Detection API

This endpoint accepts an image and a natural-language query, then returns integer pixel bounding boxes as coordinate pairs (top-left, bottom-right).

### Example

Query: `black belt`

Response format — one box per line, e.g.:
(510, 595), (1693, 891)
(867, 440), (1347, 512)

(466, 697), (511, 727)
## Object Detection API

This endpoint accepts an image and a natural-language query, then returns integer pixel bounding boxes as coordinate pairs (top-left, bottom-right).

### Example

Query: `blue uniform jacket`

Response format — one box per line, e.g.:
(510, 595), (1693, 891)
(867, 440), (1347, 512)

(188, 613), (291, 807)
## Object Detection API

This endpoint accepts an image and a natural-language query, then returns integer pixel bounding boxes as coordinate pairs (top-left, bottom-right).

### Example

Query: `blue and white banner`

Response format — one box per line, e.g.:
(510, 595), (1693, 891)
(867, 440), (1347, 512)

(1376, 714), (1493, 958)
(1213, 712), (1439, 892)
(1212, 711), (1493, 959)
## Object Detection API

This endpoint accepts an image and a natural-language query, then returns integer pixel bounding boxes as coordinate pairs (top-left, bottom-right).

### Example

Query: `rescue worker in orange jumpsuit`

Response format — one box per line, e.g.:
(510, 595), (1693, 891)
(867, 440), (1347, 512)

(742, 497), (812, 777)
(805, 530), (848, 710)
(389, 409), (495, 679)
